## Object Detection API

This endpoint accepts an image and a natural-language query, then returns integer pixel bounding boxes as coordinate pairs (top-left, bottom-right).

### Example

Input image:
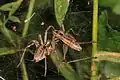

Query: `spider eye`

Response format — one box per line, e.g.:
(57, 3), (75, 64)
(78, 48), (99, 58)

(55, 30), (64, 35)
(59, 32), (64, 36)
(59, 31), (64, 35)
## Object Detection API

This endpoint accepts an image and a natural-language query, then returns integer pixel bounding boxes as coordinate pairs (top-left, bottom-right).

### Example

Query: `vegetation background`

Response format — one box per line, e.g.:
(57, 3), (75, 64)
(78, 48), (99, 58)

(0, 0), (120, 80)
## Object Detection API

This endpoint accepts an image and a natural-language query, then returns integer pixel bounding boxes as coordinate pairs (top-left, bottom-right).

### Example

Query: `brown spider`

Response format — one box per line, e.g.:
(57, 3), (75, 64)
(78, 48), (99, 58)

(17, 26), (56, 76)
(48, 25), (93, 59)
(32, 25), (93, 76)
(17, 25), (93, 76)
(32, 35), (54, 62)
(48, 25), (82, 51)
(46, 25), (82, 59)
(31, 26), (56, 76)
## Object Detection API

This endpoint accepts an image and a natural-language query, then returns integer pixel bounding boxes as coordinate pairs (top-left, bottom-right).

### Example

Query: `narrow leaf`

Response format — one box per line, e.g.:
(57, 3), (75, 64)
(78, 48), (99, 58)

(0, 47), (17, 56)
(9, 0), (22, 15)
(54, 0), (69, 26)
(8, 16), (20, 23)
(0, 2), (14, 11)
(0, 0), (22, 15)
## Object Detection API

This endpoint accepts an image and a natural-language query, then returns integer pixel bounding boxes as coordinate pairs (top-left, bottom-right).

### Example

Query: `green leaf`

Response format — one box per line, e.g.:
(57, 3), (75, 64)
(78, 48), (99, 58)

(54, 0), (69, 26)
(0, 0), (22, 15)
(0, 47), (17, 55)
(34, 0), (48, 8)
(98, 12), (120, 52)
(51, 49), (79, 80)
(0, 2), (14, 11)
(99, 0), (119, 8)
(9, 0), (22, 15)
(98, 12), (108, 50)
(8, 16), (20, 23)
(113, 4), (120, 14)
(99, 0), (120, 15)
(0, 19), (2, 26)
(100, 61), (120, 79)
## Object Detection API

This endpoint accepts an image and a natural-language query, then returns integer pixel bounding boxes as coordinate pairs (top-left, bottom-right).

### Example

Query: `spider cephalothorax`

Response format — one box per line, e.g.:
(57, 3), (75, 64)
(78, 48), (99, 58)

(33, 39), (55, 62)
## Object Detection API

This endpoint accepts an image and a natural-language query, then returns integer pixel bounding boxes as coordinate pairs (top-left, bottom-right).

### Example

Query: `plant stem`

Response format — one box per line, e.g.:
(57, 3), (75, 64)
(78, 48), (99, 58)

(96, 51), (120, 63)
(91, 0), (98, 80)
(20, 60), (29, 80)
(22, 0), (35, 38)
(21, 0), (35, 80)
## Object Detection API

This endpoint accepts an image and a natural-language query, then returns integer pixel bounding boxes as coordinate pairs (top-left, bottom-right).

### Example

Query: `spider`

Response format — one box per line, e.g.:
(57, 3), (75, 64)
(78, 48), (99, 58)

(32, 26), (56, 76)
(49, 25), (93, 59)
(47, 25), (82, 51)
(32, 25), (94, 76)
(18, 25), (93, 76)
(17, 26), (56, 77)
(31, 25), (81, 64)
(47, 25), (82, 59)
(31, 25), (82, 76)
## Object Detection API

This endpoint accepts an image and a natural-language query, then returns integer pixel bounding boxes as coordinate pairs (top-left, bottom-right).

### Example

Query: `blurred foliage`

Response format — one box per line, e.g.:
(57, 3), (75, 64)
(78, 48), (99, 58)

(0, 0), (93, 80)
(99, 0), (120, 15)
(0, 0), (22, 53)
(98, 11), (120, 52)
(0, 0), (24, 79)
(98, 0), (120, 80)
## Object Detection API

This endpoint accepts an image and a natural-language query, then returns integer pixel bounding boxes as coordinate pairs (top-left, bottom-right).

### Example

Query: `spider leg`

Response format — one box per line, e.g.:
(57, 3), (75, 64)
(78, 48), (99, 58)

(44, 25), (55, 43)
(66, 28), (81, 38)
(78, 41), (95, 44)
(30, 40), (39, 48)
(67, 57), (97, 64)
(63, 44), (68, 60)
(51, 35), (56, 49)
(17, 43), (35, 67)
(61, 24), (65, 32)
(38, 34), (44, 45)
(44, 57), (47, 77)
